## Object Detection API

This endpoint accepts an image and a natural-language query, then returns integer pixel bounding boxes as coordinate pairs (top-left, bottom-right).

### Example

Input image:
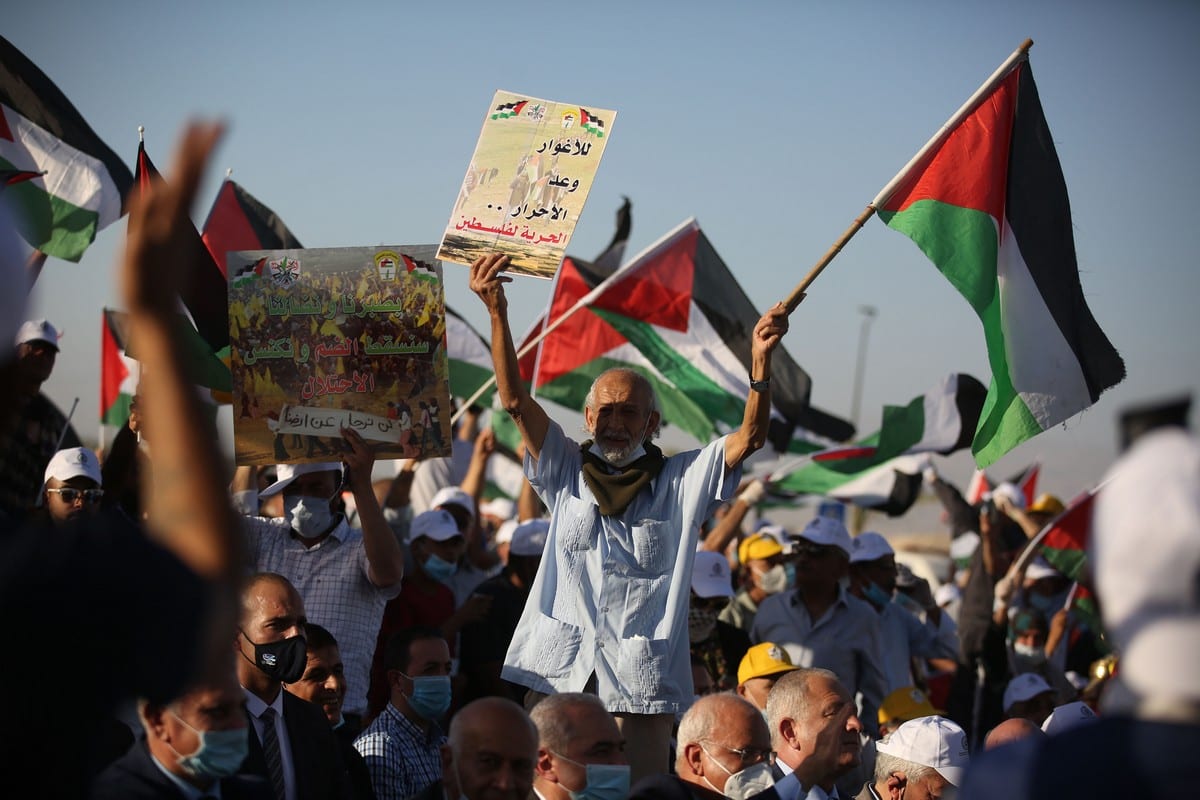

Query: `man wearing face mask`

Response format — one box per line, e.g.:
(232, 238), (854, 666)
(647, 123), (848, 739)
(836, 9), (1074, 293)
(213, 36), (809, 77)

(355, 628), (453, 800)
(368, 509), (491, 720)
(632, 693), (776, 800)
(721, 533), (790, 635)
(691, 551), (752, 692)
(530, 692), (629, 800)
(91, 659), (272, 799)
(848, 533), (958, 695)
(471, 253), (790, 785)
(235, 573), (351, 800)
(233, 432), (405, 733)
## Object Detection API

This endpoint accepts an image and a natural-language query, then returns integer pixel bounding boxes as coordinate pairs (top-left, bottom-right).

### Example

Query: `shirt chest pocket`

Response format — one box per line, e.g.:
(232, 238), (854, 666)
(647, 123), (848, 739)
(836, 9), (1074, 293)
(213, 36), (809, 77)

(630, 519), (674, 574)
(557, 493), (599, 551)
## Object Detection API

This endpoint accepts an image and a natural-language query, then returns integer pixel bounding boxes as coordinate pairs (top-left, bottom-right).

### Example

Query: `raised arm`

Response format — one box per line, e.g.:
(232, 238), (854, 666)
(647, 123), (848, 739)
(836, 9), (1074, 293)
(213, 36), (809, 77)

(725, 303), (788, 470)
(469, 253), (550, 460)
(120, 122), (243, 684)
(341, 428), (404, 587)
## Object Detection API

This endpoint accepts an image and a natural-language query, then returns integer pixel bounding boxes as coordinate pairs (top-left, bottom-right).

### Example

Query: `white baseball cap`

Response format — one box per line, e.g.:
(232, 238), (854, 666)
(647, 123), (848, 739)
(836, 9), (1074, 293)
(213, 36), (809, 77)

(509, 519), (550, 557)
(691, 551), (734, 598)
(409, 509), (462, 543)
(259, 462), (343, 497)
(1093, 428), (1200, 703)
(794, 516), (852, 557)
(15, 318), (60, 350)
(875, 715), (969, 786)
(1040, 701), (1097, 736)
(480, 497), (515, 521)
(43, 447), (102, 487)
(850, 531), (894, 563)
(1002, 673), (1055, 713)
(431, 486), (476, 519)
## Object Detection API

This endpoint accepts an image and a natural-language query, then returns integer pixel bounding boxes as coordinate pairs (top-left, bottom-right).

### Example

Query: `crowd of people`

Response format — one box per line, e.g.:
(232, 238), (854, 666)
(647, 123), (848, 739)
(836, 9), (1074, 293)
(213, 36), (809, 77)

(1, 123), (1197, 799)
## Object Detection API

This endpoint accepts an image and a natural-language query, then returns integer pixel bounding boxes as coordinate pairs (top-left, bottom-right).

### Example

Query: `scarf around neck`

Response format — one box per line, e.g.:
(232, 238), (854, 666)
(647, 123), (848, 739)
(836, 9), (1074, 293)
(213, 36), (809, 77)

(579, 439), (665, 516)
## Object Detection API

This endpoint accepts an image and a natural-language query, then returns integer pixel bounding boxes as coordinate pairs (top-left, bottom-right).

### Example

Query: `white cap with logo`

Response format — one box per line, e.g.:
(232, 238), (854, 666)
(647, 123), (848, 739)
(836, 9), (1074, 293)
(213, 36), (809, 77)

(691, 550), (734, 598)
(43, 447), (102, 487)
(875, 715), (969, 786)
(794, 516), (853, 557)
(15, 319), (60, 350)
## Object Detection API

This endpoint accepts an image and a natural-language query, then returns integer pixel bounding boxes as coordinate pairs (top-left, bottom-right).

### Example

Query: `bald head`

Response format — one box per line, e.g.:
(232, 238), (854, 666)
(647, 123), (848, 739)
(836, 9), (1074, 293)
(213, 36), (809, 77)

(984, 718), (1045, 750)
(450, 697), (538, 800)
(676, 693), (771, 795)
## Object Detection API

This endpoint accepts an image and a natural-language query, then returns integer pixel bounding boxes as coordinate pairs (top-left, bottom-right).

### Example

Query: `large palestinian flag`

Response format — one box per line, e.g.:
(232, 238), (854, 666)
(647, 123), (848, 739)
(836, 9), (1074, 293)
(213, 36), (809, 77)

(0, 36), (131, 261)
(772, 373), (986, 515)
(877, 60), (1124, 467)
(520, 219), (853, 448)
(201, 177), (302, 277)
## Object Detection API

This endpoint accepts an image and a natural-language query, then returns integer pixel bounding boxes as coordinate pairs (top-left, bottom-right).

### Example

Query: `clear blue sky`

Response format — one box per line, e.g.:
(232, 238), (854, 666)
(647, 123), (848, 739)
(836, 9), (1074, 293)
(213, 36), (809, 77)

(9, 0), (1199, 506)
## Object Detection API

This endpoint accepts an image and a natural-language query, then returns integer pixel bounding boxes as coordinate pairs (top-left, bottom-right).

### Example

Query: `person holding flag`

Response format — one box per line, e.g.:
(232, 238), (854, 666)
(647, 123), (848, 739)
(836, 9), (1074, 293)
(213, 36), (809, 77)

(469, 251), (789, 785)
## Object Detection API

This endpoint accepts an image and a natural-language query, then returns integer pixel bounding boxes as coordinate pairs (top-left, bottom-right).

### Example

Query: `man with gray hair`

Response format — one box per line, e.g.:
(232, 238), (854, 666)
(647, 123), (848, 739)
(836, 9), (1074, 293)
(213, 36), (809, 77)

(530, 692), (628, 800)
(755, 668), (863, 800)
(630, 693), (774, 800)
(854, 715), (968, 800)
(471, 252), (790, 783)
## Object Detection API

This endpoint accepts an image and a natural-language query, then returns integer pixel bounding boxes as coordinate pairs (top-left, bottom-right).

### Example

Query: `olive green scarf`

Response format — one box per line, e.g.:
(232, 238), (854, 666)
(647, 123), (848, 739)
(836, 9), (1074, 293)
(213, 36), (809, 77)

(579, 440), (666, 516)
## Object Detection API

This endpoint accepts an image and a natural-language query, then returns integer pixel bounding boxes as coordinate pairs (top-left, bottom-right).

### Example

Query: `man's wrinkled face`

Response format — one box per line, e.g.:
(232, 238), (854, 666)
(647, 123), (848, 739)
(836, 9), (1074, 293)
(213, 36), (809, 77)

(286, 644), (346, 725)
(787, 676), (863, 781)
(456, 713), (537, 800)
(694, 703), (773, 794)
(584, 373), (658, 465)
(44, 476), (102, 524)
(542, 704), (626, 793)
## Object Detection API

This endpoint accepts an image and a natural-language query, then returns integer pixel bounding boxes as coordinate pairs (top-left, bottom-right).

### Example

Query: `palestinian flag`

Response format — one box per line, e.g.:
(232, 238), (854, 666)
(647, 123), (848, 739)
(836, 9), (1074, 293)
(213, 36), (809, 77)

(877, 60), (1125, 467)
(0, 36), (132, 261)
(520, 218), (853, 448)
(1037, 489), (1101, 628)
(772, 373), (986, 515)
(134, 139), (229, 354)
(105, 308), (231, 397)
(445, 306), (495, 405)
(201, 178), (302, 277)
(101, 309), (139, 431)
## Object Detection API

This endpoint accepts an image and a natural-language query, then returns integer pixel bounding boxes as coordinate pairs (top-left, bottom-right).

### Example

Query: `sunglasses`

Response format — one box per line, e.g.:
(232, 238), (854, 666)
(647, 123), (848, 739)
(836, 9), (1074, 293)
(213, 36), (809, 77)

(46, 487), (104, 505)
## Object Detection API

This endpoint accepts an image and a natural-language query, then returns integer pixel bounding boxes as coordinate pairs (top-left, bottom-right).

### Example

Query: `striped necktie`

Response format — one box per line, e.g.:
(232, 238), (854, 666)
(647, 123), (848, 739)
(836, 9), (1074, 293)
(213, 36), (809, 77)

(259, 706), (286, 800)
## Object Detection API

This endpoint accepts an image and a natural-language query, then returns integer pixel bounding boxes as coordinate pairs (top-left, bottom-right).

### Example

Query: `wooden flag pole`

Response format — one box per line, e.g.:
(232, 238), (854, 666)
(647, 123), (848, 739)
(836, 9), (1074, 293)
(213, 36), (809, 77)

(780, 38), (1035, 316)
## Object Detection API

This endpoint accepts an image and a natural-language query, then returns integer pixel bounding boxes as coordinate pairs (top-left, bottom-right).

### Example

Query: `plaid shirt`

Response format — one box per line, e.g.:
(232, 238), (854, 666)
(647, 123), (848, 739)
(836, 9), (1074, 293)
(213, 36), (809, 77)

(244, 515), (401, 715)
(353, 703), (446, 800)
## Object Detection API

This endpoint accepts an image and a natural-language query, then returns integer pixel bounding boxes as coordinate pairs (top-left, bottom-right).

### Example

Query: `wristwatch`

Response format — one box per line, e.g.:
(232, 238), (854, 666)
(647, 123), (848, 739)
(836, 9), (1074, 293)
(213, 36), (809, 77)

(749, 376), (771, 392)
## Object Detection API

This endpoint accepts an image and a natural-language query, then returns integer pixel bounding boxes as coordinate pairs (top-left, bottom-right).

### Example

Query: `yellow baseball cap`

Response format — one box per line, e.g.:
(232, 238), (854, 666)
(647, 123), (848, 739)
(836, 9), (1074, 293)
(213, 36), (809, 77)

(878, 686), (939, 725)
(737, 642), (799, 685)
(1028, 493), (1066, 517)
(738, 533), (784, 565)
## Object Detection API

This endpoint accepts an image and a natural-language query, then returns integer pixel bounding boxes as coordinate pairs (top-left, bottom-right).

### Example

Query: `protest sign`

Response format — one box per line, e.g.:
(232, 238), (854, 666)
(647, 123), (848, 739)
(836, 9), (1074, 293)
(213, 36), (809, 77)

(438, 90), (616, 279)
(227, 245), (452, 465)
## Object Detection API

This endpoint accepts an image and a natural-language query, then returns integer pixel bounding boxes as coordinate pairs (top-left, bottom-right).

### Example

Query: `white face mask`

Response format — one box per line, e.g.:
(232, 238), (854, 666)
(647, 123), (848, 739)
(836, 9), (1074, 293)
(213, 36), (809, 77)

(700, 746), (776, 799)
(283, 495), (334, 537)
(753, 564), (788, 595)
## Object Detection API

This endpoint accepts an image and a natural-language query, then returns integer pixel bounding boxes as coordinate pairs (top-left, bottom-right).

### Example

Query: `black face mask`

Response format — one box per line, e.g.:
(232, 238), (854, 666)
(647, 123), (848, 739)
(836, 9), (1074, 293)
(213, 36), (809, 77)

(240, 630), (308, 684)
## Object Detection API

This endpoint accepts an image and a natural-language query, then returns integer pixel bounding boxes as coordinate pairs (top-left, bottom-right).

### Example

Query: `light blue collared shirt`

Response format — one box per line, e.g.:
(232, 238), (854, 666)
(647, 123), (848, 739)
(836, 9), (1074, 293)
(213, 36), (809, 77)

(501, 421), (737, 714)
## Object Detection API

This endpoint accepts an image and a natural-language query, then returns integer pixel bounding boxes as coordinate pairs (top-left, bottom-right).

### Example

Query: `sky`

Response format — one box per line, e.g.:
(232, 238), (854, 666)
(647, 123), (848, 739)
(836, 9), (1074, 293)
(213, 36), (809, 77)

(8, 0), (1200, 528)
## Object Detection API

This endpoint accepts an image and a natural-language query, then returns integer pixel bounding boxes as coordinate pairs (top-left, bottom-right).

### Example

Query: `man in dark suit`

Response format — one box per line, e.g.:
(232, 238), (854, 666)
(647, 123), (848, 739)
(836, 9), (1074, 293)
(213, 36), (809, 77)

(236, 572), (351, 800)
(90, 659), (272, 799)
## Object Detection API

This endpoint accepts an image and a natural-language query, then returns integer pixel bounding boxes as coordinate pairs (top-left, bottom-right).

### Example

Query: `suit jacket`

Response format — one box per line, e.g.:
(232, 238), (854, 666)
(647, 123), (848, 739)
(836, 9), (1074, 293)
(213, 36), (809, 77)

(629, 773), (719, 800)
(240, 690), (352, 800)
(89, 737), (273, 799)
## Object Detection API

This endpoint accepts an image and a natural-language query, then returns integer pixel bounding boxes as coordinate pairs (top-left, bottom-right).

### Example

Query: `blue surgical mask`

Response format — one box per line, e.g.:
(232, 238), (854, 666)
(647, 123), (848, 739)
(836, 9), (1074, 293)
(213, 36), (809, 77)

(402, 673), (452, 720)
(168, 712), (250, 779)
(283, 495), (334, 537)
(422, 553), (458, 582)
(552, 752), (631, 800)
(863, 581), (892, 609)
(783, 562), (797, 588)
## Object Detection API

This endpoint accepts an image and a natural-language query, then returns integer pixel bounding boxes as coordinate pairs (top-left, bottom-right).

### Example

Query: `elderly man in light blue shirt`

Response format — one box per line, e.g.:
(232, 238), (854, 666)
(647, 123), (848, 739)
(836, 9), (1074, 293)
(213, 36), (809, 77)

(470, 252), (790, 785)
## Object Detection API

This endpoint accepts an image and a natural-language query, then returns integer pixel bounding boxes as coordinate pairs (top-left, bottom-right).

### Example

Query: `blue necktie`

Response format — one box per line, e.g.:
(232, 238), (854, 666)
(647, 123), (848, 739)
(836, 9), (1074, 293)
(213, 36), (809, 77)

(259, 707), (286, 800)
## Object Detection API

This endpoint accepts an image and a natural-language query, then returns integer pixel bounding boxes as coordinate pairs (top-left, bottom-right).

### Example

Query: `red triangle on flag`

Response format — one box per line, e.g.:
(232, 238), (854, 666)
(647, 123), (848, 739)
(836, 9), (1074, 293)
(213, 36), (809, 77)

(100, 312), (129, 418)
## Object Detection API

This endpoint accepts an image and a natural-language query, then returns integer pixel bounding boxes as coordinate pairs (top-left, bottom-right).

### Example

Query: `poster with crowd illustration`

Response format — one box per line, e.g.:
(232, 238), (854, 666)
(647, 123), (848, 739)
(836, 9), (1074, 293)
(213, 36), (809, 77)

(227, 245), (452, 466)
(438, 90), (616, 279)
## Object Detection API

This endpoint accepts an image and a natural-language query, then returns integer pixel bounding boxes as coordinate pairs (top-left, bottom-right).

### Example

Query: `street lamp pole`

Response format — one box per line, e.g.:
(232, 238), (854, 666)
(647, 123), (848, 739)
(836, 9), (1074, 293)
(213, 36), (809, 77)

(850, 305), (878, 428)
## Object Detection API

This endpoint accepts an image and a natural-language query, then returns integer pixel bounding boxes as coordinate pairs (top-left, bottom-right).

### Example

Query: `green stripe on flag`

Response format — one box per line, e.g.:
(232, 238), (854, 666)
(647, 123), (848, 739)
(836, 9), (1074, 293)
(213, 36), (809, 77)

(1, 155), (99, 261)
(101, 393), (134, 428)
